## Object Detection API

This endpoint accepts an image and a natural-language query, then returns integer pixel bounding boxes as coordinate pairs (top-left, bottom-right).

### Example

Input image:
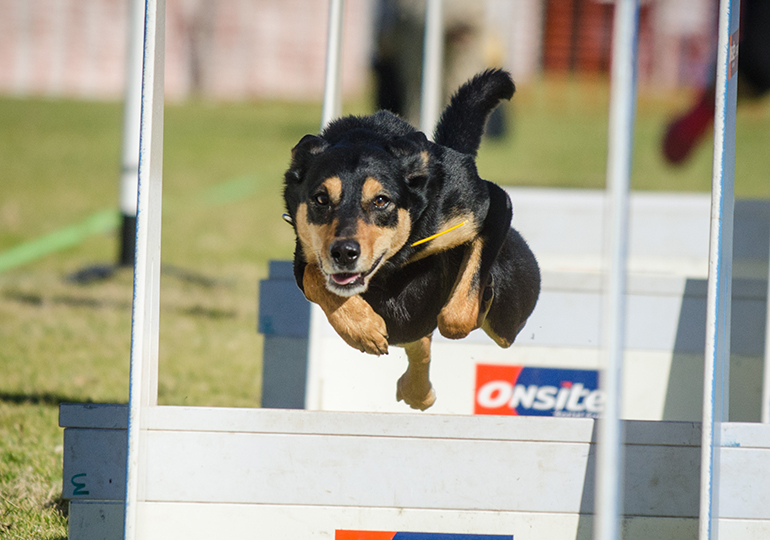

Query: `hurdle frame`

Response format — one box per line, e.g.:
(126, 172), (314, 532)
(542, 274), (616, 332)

(112, 0), (769, 539)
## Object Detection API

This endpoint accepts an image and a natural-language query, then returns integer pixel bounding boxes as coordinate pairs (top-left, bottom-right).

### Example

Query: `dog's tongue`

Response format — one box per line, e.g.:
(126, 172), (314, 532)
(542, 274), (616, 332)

(331, 273), (360, 286)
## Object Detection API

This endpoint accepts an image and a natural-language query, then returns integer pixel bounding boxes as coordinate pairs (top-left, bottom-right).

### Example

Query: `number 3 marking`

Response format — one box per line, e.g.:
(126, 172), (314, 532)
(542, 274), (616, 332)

(71, 473), (90, 496)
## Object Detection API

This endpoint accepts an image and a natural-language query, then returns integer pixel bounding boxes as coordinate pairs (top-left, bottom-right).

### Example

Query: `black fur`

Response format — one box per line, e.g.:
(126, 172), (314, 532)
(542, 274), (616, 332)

(434, 68), (515, 156)
(284, 68), (539, 348)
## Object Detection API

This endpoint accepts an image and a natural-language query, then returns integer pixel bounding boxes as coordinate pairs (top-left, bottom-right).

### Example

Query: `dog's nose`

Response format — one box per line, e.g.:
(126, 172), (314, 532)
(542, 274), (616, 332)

(330, 239), (360, 267)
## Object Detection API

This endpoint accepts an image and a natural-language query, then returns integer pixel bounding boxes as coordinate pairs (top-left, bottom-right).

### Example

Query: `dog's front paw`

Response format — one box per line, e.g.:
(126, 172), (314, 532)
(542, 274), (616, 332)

(327, 297), (389, 355)
(396, 373), (436, 411)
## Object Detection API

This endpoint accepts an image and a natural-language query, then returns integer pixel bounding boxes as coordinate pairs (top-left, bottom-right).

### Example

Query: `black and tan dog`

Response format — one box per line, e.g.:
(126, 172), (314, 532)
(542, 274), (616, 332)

(283, 69), (540, 410)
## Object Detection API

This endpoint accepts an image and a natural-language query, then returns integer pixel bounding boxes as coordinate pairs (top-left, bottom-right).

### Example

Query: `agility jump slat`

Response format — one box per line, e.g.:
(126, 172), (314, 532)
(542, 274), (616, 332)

(700, 0), (740, 538)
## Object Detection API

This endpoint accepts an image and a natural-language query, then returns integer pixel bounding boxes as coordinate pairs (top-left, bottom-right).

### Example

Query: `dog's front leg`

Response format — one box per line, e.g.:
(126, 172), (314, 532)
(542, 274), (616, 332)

(396, 335), (436, 410)
(302, 263), (389, 355)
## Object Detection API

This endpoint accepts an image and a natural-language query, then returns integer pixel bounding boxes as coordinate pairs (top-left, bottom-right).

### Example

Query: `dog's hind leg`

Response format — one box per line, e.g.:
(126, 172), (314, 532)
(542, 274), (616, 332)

(437, 182), (511, 340)
(482, 227), (541, 348)
(396, 335), (436, 410)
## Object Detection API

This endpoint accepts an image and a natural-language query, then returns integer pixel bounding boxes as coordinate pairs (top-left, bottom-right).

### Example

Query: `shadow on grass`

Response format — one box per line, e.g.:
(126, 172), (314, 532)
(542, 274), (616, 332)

(3, 288), (237, 320)
(45, 495), (70, 519)
(2, 289), (132, 310)
(0, 391), (108, 406)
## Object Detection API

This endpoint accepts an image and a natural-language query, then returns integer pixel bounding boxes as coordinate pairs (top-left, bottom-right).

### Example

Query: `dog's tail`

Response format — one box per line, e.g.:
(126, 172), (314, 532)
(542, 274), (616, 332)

(433, 68), (515, 157)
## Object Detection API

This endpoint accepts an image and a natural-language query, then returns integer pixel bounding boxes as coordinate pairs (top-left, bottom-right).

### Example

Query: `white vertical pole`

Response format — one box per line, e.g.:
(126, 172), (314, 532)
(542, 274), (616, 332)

(310, 0), (345, 407)
(763, 259), (770, 422)
(760, 224), (770, 424)
(320, 0), (344, 130)
(119, 0), (145, 266)
(700, 0), (740, 538)
(419, 0), (444, 137)
(124, 0), (165, 538)
(595, 1), (638, 540)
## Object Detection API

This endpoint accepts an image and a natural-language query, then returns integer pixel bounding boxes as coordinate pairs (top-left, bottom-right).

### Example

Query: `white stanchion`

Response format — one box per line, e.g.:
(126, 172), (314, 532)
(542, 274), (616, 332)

(764, 258), (770, 422)
(700, 0), (740, 539)
(419, 0), (444, 137)
(118, 0), (145, 266)
(596, 2), (639, 540)
(320, 0), (344, 130)
(124, 0), (165, 538)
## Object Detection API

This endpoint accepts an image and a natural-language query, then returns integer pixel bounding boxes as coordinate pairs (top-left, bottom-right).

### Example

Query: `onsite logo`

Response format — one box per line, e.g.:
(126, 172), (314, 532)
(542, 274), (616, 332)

(335, 533), (512, 540)
(474, 364), (605, 417)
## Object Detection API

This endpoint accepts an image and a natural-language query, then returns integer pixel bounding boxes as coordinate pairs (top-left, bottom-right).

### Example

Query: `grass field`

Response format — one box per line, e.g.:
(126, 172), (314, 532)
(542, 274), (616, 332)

(1, 75), (769, 538)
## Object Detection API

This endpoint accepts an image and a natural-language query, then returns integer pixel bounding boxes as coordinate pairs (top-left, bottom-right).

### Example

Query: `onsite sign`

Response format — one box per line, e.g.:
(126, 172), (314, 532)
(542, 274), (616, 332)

(474, 364), (605, 417)
(336, 533), (512, 540)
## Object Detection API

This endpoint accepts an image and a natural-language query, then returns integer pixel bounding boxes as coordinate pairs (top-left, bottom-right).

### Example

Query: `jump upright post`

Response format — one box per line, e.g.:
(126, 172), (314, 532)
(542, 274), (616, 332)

(419, 0), (444, 136)
(700, 0), (740, 538)
(596, 1), (639, 540)
(320, 0), (344, 130)
(124, 0), (165, 537)
(118, 0), (145, 267)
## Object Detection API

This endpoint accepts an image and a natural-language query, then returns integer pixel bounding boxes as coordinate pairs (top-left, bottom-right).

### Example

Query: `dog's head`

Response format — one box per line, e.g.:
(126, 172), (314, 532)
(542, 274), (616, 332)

(283, 126), (431, 297)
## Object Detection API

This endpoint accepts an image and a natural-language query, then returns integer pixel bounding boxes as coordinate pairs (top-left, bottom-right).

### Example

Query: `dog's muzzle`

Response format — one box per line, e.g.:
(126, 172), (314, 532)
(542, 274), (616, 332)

(329, 238), (360, 269)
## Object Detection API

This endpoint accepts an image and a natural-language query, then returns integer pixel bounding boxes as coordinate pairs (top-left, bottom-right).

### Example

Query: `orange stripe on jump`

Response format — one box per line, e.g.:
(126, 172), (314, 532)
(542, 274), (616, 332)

(336, 531), (396, 540)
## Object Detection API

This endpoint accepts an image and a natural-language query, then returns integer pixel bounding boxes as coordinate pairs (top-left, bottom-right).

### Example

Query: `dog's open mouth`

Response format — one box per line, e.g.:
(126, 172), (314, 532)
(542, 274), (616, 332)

(324, 254), (384, 296)
(330, 272), (363, 287)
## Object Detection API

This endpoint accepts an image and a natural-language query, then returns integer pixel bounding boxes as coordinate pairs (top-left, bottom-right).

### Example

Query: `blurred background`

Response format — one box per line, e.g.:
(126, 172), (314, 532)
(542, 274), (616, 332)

(1, 1), (769, 534)
(0, 0), (715, 101)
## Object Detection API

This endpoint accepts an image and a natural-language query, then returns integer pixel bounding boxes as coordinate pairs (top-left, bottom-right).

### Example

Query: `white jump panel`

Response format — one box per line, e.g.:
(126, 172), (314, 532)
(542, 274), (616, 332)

(61, 403), (770, 539)
(135, 505), (698, 540)
(137, 407), (702, 538)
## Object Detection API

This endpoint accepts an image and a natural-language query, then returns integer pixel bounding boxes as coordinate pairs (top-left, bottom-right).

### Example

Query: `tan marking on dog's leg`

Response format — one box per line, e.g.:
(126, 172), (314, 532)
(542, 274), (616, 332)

(437, 237), (486, 340)
(396, 335), (436, 410)
(302, 263), (389, 355)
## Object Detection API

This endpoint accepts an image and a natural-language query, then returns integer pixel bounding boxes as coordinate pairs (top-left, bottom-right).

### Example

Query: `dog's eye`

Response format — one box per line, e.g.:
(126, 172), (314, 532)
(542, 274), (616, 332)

(372, 195), (390, 209)
(314, 192), (330, 206)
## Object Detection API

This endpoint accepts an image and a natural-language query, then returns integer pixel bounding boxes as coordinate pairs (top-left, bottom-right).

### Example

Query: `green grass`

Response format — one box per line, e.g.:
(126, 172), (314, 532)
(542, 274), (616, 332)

(477, 76), (770, 196)
(1, 76), (769, 537)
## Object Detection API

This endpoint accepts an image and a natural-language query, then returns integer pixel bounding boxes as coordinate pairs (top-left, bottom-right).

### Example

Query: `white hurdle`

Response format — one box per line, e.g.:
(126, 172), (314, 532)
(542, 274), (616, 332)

(55, 0), (770, 538)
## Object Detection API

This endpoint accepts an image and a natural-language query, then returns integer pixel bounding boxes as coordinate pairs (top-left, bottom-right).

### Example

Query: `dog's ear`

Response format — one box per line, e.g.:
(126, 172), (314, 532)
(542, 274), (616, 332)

(286, 134), (328, 183)
(387, 132), (430, 188)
